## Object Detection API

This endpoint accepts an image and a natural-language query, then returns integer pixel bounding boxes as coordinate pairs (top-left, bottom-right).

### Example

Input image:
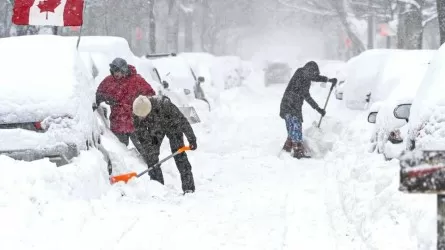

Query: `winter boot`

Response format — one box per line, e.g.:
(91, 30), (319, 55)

(292, 142), (311, 159)
(282, 137), (293, 152)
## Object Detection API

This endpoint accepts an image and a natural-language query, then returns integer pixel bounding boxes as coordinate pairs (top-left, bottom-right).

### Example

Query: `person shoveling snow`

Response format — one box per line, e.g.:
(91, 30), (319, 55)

(279, 61), (337, 159)
(131, 95), (198, 195)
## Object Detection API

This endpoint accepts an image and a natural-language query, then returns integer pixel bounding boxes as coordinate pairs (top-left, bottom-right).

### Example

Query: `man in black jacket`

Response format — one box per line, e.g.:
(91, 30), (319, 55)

(279, 61), (337, 158)
(131, 95), (197, 194)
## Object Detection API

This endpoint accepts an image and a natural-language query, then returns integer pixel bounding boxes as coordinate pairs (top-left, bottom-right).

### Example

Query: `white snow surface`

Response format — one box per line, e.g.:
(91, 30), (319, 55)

(0, 62), (436, 249)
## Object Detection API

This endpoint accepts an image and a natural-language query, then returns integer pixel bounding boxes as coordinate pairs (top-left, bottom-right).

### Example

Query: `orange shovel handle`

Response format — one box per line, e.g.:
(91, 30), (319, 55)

(109, 145), (192, 184)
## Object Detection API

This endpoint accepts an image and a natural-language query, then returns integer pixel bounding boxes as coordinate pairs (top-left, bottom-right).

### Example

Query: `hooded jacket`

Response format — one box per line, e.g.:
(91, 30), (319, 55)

(96, 65), (156, 133)
(279, 61), (328, 122)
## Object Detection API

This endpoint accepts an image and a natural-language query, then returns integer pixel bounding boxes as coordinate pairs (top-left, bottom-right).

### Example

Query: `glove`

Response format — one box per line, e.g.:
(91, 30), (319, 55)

(329, 78), (338, 88)
(317, 108), (326, 117)
(189, 140), (197, 150)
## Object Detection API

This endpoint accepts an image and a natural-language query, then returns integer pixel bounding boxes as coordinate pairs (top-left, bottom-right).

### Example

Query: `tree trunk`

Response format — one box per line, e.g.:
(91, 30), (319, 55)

(438, 0), (445, 45)
(184, 11), (193, 51)
(167, 0), (178, 52)
(397, 2), (424, 49)
(148, 0), (156, 53)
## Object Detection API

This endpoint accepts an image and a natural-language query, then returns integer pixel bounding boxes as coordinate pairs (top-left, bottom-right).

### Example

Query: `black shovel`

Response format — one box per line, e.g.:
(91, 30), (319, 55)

(317, 83), (335, 128)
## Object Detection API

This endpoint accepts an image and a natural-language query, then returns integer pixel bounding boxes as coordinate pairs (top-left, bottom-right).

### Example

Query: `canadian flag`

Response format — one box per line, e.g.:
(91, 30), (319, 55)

(12, 0), (84, 27)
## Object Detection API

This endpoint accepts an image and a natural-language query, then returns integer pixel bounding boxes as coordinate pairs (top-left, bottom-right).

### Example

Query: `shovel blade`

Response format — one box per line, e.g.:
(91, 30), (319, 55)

(110, 172), (137, 184)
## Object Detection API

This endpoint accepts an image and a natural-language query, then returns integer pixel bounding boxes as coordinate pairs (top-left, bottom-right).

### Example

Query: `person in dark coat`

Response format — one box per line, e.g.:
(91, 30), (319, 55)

(279, 61), (337, 158)
(131, 95), (197, 194)
(95, 58), (156, 146)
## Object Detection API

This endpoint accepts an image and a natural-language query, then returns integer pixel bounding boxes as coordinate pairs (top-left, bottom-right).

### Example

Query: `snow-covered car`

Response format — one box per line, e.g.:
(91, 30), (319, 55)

(263, 62), (292, 86)
(366, 53), (432, 160)
(150, 55), (211, 123)
(396, 42), (445, 152)
(67, 35), (163, 92)
(343, 49), (435, 110)
(0, 35), (104, 166)
(212, 56), (251, 89)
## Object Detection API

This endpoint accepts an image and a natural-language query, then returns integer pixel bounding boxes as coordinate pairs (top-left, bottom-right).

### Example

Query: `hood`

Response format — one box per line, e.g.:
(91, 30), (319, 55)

(128, 65), (138, 76)
(303, 61), (320, 76)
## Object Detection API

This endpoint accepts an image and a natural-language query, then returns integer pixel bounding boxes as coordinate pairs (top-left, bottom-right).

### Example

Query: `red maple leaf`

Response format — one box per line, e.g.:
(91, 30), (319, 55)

(37, 0), (61, 19)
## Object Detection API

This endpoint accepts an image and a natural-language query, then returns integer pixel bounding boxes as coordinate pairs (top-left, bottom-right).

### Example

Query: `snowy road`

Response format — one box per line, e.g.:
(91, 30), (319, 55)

(0, 70), (436, 250)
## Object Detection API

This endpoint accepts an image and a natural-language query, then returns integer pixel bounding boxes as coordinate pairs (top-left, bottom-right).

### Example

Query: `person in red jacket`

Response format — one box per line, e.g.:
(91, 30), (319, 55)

(96, 58), (156, 146)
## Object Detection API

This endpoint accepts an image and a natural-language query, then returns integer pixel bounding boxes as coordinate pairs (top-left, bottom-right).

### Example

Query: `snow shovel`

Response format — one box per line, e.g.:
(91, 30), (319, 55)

(109, 146), (191, 184)
(317, 83), (335, 128)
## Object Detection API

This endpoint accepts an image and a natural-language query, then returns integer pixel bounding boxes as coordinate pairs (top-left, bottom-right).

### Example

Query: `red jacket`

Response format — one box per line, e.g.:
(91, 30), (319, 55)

(96, 65), (156, 133)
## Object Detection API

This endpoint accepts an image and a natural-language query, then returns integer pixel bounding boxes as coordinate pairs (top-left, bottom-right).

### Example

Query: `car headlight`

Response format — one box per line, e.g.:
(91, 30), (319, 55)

(388, 129), (403, 144)
(41, 115), (75, 131)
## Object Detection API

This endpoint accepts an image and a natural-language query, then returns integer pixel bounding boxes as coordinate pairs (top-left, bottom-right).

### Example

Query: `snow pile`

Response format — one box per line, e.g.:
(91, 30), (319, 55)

(0, 35), (97, 150)
(325, 115), (435, 250)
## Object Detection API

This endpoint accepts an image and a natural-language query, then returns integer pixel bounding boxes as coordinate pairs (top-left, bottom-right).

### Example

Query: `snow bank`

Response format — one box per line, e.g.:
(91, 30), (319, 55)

(325, 115), (435, 250)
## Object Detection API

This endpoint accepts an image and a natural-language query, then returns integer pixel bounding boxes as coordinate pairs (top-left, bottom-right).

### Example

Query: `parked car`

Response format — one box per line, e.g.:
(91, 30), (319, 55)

(0, 35), (109, 167)
(150, 54), (211, 123)
(263, 62), (292, 86)
(343, 49), (434, 110)
(367, 55), (432, 160)
(68, 36), (163, 92)
(395, 43), (445, 152)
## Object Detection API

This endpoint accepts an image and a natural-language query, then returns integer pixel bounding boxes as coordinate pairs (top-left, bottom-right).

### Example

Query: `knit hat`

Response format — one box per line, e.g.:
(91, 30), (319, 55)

(133, 95), (152, 118)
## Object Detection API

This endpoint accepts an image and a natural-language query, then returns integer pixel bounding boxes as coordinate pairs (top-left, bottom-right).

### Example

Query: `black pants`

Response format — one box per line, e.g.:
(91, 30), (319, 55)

(142, 132), (195, 192)
(114, 133), (131, 146)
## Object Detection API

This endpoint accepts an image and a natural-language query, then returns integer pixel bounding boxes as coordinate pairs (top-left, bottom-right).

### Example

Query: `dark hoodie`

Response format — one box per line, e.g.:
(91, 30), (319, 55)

(279, 61), (328, 122)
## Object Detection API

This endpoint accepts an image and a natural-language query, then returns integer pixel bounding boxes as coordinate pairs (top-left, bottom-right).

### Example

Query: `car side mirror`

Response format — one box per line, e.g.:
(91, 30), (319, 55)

(393, 103), (412, 122)
(162, 80), (169, 89)
(198, 76), (205, 83)
(335, 92), (343, 100)
(368, 111), (378, 124)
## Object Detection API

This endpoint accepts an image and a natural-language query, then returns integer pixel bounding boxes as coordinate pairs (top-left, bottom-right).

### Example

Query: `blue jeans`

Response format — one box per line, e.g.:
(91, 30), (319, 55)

(284, 114), (302, 143)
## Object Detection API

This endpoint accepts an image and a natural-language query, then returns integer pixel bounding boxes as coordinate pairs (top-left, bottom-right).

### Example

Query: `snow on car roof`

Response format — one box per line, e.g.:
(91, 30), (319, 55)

(0, 35), (92, 122)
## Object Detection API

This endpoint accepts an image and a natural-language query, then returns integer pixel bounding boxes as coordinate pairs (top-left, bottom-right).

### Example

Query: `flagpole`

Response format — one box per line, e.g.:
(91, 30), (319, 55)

(76, 1), (86, 50)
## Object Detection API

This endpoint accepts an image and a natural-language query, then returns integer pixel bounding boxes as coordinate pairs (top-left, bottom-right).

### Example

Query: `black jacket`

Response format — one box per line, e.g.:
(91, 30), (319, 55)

(133, 96), (196, 145)
(279, 61), (328, 122)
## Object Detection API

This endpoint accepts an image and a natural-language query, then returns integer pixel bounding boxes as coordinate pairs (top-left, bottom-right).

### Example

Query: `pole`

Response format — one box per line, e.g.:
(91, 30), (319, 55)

(438, 194), (445, 249)
(75, 1), (86, 50)
(367, 0), (375, 49)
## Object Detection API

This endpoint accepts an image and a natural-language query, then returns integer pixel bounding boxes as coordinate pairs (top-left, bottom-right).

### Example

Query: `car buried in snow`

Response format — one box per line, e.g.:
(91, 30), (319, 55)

(367, 54), (432, 161)
(149, 54), (212, 124)
(263, 61), (292, 86)
(0, 35), (111, 168)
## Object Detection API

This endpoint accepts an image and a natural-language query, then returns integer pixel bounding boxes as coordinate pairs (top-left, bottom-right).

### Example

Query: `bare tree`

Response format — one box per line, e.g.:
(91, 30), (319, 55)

(438, 0), (445, 45)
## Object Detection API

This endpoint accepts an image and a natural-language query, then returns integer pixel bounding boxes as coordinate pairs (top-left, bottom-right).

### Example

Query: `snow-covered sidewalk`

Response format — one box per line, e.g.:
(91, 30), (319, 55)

(0, 69), (436, 250)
